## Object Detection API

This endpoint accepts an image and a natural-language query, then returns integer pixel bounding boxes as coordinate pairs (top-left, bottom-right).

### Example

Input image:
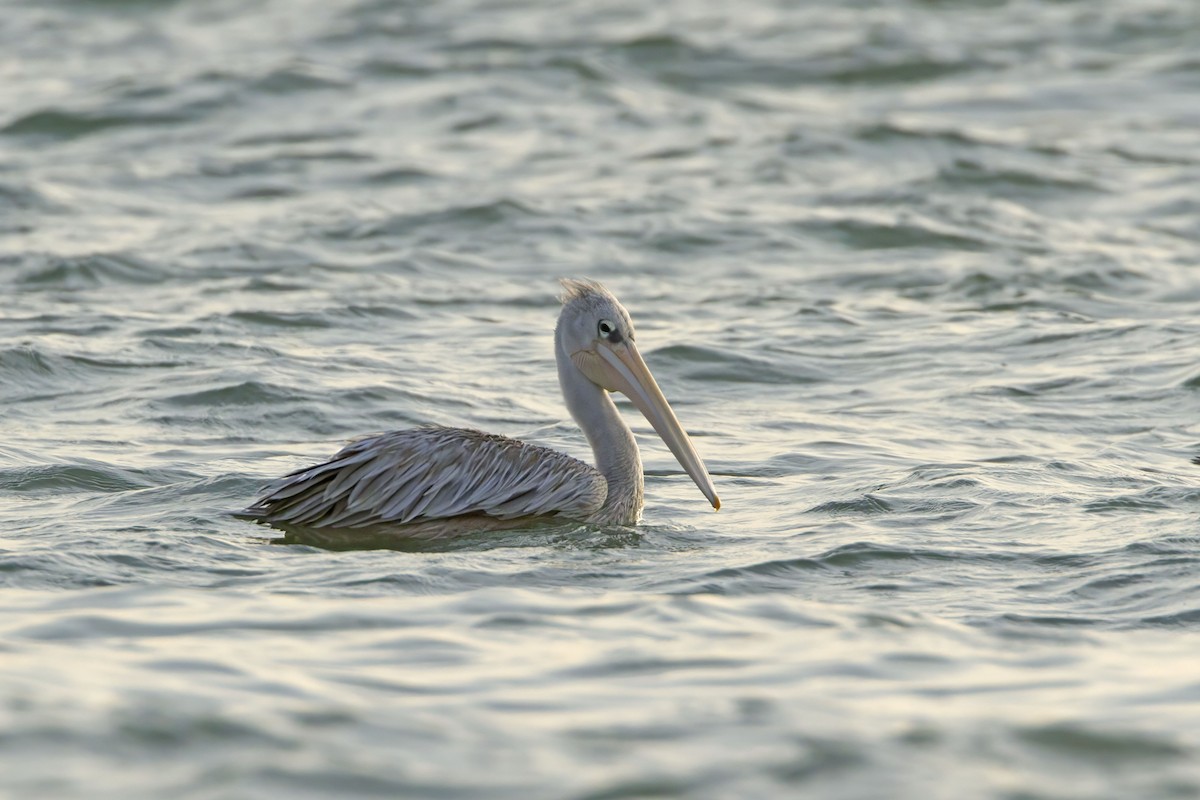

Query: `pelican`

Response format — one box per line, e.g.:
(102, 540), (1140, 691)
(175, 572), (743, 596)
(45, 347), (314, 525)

(241, 279), (720, 539)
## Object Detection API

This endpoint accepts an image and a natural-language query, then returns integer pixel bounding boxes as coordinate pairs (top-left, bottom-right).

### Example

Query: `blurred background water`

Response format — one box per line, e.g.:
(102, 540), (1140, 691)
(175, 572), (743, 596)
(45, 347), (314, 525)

(3, 0), (1200, 797)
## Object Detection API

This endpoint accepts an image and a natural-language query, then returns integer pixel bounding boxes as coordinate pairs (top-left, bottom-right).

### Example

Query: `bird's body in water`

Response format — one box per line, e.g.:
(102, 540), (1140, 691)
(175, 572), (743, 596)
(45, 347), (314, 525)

(241, 279), (719, 540)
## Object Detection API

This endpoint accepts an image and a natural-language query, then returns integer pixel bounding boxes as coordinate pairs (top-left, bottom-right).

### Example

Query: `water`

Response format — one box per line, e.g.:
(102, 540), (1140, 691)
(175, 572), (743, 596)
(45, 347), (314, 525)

(3, 0), (1200, 797)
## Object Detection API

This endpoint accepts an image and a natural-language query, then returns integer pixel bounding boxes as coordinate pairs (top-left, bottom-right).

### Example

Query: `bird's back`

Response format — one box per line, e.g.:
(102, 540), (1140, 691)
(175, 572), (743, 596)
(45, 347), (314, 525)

(242, 426), (606, 532)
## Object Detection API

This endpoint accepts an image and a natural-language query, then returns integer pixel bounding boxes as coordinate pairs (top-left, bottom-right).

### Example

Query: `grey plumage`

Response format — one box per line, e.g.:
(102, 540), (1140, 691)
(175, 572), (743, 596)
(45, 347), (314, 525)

(243, 427), (607, 530)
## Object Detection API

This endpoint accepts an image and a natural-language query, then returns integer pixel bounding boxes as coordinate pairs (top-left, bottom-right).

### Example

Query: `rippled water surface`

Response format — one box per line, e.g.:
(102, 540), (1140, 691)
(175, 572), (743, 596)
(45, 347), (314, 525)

(4, 0), (1200, 797)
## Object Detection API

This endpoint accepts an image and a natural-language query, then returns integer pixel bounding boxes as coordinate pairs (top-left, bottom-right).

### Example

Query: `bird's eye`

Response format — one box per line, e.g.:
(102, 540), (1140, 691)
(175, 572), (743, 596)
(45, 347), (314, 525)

(597, 319), (615, 338)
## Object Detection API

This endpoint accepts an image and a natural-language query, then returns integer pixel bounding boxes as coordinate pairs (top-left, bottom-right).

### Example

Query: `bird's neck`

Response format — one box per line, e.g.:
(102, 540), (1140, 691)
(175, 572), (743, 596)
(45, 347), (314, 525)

(555, 335), (644, 524)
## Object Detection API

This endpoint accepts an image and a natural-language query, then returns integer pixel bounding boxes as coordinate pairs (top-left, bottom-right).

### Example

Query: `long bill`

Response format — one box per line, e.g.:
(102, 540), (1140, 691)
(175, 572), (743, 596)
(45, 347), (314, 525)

(595, 341), (720, 510)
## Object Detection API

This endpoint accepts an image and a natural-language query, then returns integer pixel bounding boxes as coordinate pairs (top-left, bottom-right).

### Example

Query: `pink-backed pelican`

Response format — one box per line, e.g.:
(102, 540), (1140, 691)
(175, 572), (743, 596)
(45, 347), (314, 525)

(242, 279), (720, 538)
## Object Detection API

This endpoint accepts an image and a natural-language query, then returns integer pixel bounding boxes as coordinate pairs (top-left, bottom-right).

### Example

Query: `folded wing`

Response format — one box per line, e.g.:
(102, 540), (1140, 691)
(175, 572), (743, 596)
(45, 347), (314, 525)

(243, 427), (607, 529)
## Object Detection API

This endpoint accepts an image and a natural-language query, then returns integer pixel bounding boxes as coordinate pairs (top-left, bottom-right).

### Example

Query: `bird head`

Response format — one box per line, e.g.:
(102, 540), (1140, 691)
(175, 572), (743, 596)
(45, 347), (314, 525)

(556, 278), (720, 511)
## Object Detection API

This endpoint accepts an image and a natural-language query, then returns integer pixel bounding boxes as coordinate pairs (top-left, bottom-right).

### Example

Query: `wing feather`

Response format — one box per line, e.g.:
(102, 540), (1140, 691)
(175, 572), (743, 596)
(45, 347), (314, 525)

(243, 427), (606, 529)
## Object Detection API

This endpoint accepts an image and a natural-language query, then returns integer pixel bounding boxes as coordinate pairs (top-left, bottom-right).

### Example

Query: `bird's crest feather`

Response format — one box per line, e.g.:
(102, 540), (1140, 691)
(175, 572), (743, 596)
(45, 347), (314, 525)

(559, 277), (608, 304)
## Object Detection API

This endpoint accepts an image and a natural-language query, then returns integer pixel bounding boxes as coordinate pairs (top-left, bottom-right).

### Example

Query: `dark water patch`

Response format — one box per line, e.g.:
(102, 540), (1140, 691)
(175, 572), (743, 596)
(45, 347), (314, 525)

(77, 471), (253, 509)
(392, 277), (545, 308)
(13, 314), (124, 335)
(64, 353), (183, 373)
(13, 253), (167, 289)
(819, 54), (982, 86)
(793, 303), (863, 326)
(449, 112), (507, 133)
(635, 228), (728, 255)
(665, 558), (840, 597)
(1071, 572), (1148, 596)
(175, 242), (326, 276)
(737, 451), (841, 479)
(946, 269), (1023, 301)
(325, 198), (539, 241)
(567, 721), (689, 744)
(330, 385), (421, 407)
(0, 705), (288, 762)
(53, 0), (187, 8)
(980, 454), (1041, 465)
(0, 345), (181, 399)
(555, 655), (750, 681)
(808, 495), (893, 515)
(114, 708), (291, 750)
(613, 36), (814, 93)
(570, 777), (695, 800)
(0, 220), (34, 237)
(224, 309), (336, 329)
(226, 185), (299, 200)
(816, 541), (960, 569)
(10, 606), (412, 642)
(651, 344), (818, 385)
(1, 108), (188, 140)
(1140, 608), (1200, 627)
(0, 346), (57, 382)
(1004, 326), (1109, 348)
(353, 52), (440, 77)
(971, 298), (1070, 314)
(793, 216), (988, 252)
(634, 143), (704, 162)
(338, 304), (419, 321)
(266, 148), (374, 165)
(231, 127), (359, 147)
(158, 380), (298, 408)
(1106, 145), (1199, 167)
(198, 153), (298, 179)
(137, 336), (284, 363)
(250, 61), (351, 95)
(873, 498), (984, 527)
(147, 404), (336, 438)
(1060, 266), (1151, 292)
(1125, 536), (1200, 558)
(0, 181), (62, 213)
(0, 552), (122, 590)
(613, 33), (707, 68)
(949, 258), (1149, 310)
(365, 166), (440, 185)
(695, 556), (830, 585)
(1082, 486), (1195, 514)
(978, 376), (1091, 398)
(243, 766), (475, 800)
(1026, 551), (1104, 571)
(995, 613), (1102, 628)
(0, 463), (154, 495)
(262, 520), (631, 555)
(766, 736), (868, 786)
(857, 120), (979, 147)
(222, 303), (420, 329)
(1015, 722), (1188, 761)
(241, 276), (311, 292)
(934, 158), (1104, 194)
(612, 33), (978, 92)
